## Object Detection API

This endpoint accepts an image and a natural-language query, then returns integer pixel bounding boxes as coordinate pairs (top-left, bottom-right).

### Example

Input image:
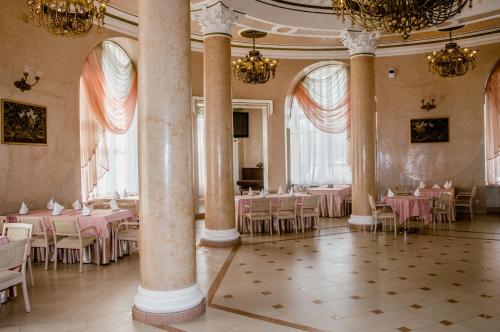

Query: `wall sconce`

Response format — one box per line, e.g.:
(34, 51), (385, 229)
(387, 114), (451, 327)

(14, 66), (41, 92)
(421, 98), (436, 111)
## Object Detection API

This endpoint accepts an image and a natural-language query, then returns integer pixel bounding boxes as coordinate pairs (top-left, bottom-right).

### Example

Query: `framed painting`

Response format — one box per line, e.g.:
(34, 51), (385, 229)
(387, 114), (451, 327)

(1, 99), (47, 145)
(410, 117), (449, 143)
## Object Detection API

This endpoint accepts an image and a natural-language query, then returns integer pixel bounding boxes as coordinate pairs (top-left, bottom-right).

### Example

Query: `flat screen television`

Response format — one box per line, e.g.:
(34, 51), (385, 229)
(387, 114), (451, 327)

(233, 112), (249, 138)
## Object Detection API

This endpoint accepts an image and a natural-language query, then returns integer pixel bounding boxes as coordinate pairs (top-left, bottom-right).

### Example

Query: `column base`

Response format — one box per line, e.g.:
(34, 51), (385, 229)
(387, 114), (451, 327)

(132, 298), (206, 326)
(348, 215), (375, 226)
(200, 228), (241, 248)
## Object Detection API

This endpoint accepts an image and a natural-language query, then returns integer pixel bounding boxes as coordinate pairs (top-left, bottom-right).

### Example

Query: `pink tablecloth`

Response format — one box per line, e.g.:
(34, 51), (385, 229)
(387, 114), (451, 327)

(235, 193), (309, 233)
(307, 186), (351, 218)
(7, 209), (81, 230)
(0, 236), (9, 246)
(385, 196), (431, 225)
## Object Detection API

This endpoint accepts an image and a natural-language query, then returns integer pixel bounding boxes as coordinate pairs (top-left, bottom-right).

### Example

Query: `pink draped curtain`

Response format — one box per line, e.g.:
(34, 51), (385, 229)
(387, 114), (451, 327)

(292, 65), (351, 164)
(485, 59), (500, 185)
(80, 41), (138, 201)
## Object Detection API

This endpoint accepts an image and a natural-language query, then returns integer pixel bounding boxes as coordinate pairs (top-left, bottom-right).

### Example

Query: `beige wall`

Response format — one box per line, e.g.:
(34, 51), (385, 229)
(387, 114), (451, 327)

(240, 109), (264, 168)
(0, 0), (120, 214)
(375, 43), (500, 212)
(1, 0), (498, 214)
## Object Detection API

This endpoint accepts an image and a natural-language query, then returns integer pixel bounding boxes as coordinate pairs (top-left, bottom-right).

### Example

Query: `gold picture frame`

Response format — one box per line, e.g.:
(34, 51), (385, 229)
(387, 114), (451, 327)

(1, 99), (47, 145)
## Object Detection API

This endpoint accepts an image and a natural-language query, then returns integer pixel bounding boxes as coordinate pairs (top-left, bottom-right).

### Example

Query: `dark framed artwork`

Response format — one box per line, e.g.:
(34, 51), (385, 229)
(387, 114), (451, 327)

(1, 99), (47, 145)
(410, 117), (449, 143)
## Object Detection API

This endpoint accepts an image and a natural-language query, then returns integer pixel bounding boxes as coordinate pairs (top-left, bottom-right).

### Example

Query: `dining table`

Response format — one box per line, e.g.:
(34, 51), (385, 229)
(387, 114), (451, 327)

(6, 208), (133, 264)
(235, 193), (310, 233)
(307, 185), (351, 218)
(384, 196), (432, 227)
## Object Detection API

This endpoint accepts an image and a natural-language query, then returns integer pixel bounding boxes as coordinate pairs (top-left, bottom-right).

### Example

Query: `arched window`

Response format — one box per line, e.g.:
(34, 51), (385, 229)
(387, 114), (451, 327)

(288, 62), (351, 185)
(80, 41), (138, 200)
(485, 59), (500, 185)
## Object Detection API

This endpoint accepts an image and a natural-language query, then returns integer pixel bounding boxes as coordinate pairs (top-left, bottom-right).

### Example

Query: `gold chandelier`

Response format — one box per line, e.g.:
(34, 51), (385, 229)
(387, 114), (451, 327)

(232, 30), (278, 84)
(26, 0), (108, 36)
(331, 0), (473, 39)
(426, 26), (478, 78)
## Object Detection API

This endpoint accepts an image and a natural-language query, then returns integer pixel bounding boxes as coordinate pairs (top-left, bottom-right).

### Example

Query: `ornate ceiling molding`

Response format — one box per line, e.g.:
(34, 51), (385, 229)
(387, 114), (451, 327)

(192, 2), (242, 37)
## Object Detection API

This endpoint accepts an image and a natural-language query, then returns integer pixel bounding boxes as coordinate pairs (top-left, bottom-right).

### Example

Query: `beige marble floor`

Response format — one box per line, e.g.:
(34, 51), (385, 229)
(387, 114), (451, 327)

(1, 215), (500, 331)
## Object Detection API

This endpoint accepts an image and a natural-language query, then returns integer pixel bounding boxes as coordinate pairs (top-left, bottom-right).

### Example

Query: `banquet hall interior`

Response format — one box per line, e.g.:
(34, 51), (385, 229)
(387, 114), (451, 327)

(1, 0), (500, 331)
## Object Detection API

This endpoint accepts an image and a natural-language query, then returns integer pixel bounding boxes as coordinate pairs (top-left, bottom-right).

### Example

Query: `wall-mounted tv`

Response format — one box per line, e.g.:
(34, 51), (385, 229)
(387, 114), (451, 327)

(233, 112), (249, 138)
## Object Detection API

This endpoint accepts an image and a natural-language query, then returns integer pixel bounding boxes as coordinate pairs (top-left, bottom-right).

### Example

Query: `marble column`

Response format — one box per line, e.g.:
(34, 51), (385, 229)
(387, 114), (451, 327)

(194, 3), (242, 247)
(342, 31), (380, 226)
(132, 0), (205, 326)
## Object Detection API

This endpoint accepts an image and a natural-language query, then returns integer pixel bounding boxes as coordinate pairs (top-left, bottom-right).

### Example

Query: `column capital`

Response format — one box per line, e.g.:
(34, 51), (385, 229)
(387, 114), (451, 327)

(193, 2), (242, 38)
(341, 30), (380, 57)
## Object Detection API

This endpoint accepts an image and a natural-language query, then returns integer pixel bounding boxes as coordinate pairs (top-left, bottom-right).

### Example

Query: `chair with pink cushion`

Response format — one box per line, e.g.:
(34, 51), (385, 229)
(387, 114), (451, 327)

(18, 216), (54, 271)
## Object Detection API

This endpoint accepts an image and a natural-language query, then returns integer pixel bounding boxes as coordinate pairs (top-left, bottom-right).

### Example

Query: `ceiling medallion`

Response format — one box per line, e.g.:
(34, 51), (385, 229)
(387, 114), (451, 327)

(26, 0), (108, 36)
(331, 0), (473, 39)
(426, 26), (478, 78)
(232, 30), (278, 84)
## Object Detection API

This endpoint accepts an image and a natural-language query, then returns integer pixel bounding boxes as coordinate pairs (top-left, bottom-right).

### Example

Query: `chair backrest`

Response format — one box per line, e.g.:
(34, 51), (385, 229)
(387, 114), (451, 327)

(117, 200), (138, 216)
(368, 195), (376, 212)
(439, 192), (452, 205)
(302, 195), (320, 209)
(52, 216), (79, 236)
(0, 238), (29, 271)
(471, 185), (477, 201)
(250, 198), (271, 213)
(91, 199), (109, 209)
(17, 216), (45, 236)
(0, 216), (6, 229)
(2, 223), (33, 241)
(278, 197), (296, 211)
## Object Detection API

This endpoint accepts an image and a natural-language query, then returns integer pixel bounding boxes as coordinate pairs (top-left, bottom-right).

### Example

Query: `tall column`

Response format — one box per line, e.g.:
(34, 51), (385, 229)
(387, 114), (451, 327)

(194, 3), (242, 247)
(342, 31), (380, 227)
(132, 0), (205, 326)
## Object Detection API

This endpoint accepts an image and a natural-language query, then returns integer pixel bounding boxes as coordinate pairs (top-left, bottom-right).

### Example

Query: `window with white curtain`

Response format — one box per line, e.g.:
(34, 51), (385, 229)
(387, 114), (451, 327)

(289, 63), (352, 186)
(80, 41), (138, 199)
(485, 59), (500, 185)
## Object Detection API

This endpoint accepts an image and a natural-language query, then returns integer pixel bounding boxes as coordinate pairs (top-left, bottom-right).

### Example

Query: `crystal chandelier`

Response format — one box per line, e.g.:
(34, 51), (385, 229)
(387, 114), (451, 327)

(232, 30), (278, 84)
(426, 26), (478, 78)
(331, 0), (473, 39)
(26, 0), (108, 36)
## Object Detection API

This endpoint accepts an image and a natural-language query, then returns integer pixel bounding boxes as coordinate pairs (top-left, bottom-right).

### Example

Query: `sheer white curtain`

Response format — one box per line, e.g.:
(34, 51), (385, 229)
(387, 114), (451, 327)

(485, 59), (500, 185)
(289, 64), (351, 186)
(80, 41), (138, 199)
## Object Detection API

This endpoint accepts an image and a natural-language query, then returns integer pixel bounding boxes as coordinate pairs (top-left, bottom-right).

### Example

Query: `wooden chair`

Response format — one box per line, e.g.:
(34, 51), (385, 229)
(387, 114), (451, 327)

(51, 216), (100, 273)
(0, 239), (31, 312)
(455, 185), (477, 221)
(297, 195), (320, 232)
(433, 192), (453, 227)
(117, 199), (139, 219)
(368, 195), (397, 234)
(272, 197), (297, 235)
(18, 216), (54, 271)
(244, 198), (272, 236)
(114, 222), (139, 262)
(2, 223), (34, 287)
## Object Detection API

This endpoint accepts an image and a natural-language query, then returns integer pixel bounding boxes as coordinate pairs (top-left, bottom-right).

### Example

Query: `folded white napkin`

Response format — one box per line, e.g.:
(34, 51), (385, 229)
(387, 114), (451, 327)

(81, 204), (92, 216)
(259, 189), (265, 197)
(47, 198), (54, 210)
(19, 202), (29, 215)
(419, 181), (426, 189)
(443, 180), (452, 190)
(387, 189), (395, 198)
(114, 190), (121, 199)
(72, 199), (82, 210)
(414, 188), (422, 197)
(248, 187), (253, 196)
(122, 188), (128, 197)
(278, 185), (284, 194)
(52, 201), (64, 216)
(432, 184), (440, 189)
(109, 198), (119, 211)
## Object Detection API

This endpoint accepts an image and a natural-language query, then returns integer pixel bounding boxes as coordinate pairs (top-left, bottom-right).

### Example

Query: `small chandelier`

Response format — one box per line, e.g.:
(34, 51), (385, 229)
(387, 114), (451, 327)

(426, 26), (478, 78)
(26, 0), (108, 36)
(331, 0), (473, 39)
(232, 30), (278, 84)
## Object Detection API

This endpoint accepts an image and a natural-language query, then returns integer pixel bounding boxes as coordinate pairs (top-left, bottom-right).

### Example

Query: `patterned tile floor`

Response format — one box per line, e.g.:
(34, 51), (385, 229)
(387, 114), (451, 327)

(1, 214), (500, 331)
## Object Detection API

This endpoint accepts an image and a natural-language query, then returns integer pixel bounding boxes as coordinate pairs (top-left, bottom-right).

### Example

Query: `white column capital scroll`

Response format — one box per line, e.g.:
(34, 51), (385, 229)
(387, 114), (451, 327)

(193, 2), (242, 37)
(341, 30), (380, 57)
